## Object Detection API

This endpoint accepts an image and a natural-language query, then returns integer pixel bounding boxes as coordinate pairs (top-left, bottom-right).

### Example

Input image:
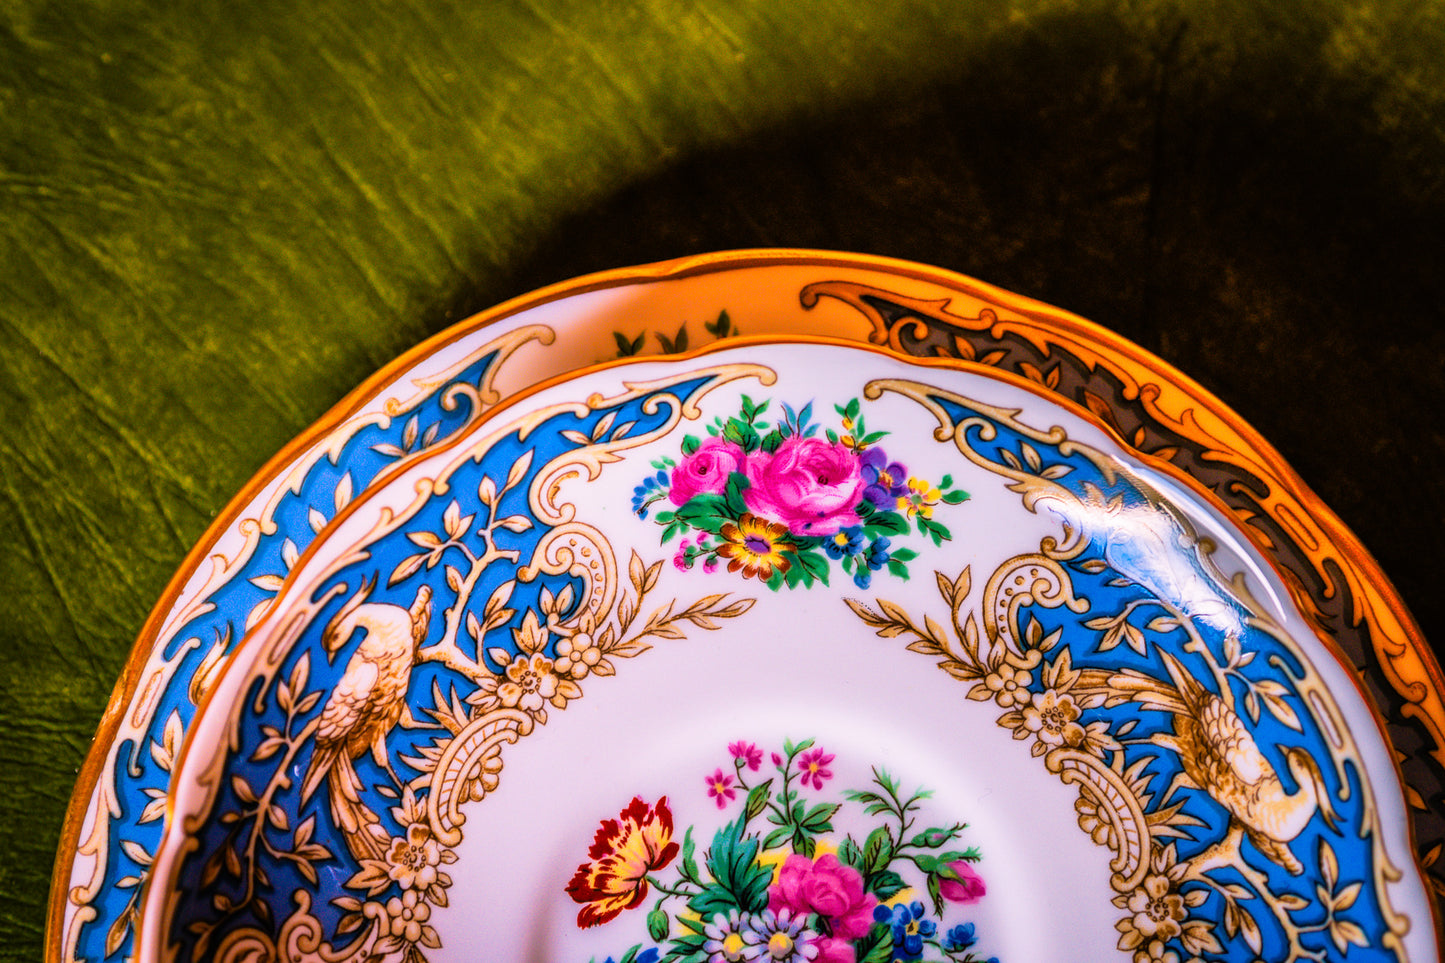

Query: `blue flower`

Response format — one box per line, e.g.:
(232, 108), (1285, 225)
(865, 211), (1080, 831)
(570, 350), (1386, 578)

(864, 536), (892, 570)
(631, 475), (669, 518)
(942, 922), (977, 952)
(873, 901), (936, 960)
(823, 525), (864, 560)
(852, 566), (873, 590)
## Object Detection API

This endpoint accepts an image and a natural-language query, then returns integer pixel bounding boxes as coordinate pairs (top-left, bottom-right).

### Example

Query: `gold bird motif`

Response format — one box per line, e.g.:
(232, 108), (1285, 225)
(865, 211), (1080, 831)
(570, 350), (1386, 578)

(301, 577), (433, 863)
(1109, 649), (1337, 877)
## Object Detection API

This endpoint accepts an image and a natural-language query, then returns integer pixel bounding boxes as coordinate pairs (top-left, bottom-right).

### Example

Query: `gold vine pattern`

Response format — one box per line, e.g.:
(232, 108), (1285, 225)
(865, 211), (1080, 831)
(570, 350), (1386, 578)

(151, 367), (771, 963)
(60, 325), (553, 963)
(802, 279), (1445, 916)
(844, 377), (1414, 961)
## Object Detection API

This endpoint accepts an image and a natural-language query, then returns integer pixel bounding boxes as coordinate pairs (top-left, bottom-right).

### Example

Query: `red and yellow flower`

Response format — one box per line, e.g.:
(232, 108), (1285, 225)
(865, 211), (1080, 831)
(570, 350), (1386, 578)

(566, 796), (680, 927)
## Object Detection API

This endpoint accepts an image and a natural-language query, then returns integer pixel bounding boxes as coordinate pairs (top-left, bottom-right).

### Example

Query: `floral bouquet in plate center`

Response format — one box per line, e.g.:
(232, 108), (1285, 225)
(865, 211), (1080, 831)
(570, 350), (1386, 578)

(632, 398), (968, 590)
(568, 740), (995, 963)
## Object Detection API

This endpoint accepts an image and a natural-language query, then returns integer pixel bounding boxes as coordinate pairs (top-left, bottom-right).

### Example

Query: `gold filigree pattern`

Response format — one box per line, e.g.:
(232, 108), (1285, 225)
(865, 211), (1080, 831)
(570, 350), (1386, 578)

(145, 364), (774, 963)
(808, 279), (1445, 794)
(847, 379), (1415, 961)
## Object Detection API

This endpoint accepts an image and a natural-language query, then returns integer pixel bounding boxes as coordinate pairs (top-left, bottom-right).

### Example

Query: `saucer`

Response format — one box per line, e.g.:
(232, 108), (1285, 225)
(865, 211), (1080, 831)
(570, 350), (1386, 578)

(141, 339), (1436, 962)
(51, 251), (1445, 962)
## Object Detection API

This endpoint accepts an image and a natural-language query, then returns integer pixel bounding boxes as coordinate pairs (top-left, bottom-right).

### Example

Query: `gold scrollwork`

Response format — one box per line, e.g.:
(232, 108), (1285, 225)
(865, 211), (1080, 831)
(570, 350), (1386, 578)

(427, 708), (534, 845)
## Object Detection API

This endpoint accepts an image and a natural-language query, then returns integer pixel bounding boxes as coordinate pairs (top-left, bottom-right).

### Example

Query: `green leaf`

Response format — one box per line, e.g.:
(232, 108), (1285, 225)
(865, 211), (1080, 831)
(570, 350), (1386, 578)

(910, 826), (962, 848)
(913, 853), (942, 873)
(843, 789), (890, 813)
(700, 816), (772, 915)
(942, 489), (970, 504)
(661, 932), (710, 963)
(745, 779), (773, 822)
(795, 549), (830, 585)
(886, 559), (909, 579)
(864, 511), (909, 536)
(762, 827), (791, 851)
(687, 884), (740, 922)
(760, 429), (784, 453)
(837, 836), (865, 870)
(681, 434), (701, 456)
(857, 924), (895, 963)
(800, 802), (840, 832)
(723, 472), (751, 515)
(648, 909), (670, 942)
(722, 418), (761, 451)
(690, 816), (772, 919)
(927, 871), (945, 917)
(784, 737), (814, 756)
(918, 517), (949, 546)
(674, 495), (731, 534)
(863, 825), (893, 874)
(679, 827), (700, 884)
(614, 331), (644, 356)
(890, 547), (918, 562)
(867, 869), (906, 901)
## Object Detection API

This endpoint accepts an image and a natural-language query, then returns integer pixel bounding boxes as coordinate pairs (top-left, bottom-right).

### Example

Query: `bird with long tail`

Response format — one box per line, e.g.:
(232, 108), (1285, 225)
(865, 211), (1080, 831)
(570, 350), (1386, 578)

(1098, 647), (1338, 880)
(300, 576), (433, 863)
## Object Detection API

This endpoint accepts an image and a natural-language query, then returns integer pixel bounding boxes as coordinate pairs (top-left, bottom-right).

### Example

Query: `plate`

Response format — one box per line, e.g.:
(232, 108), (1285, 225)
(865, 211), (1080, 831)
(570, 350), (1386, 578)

(51, 251), (1445, 962)
(141, 338), (1435, 962)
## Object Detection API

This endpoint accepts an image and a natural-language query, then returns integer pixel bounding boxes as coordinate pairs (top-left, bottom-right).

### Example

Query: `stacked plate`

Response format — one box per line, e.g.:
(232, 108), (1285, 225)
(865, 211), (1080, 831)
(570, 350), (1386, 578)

(50, 252), (1444, 963)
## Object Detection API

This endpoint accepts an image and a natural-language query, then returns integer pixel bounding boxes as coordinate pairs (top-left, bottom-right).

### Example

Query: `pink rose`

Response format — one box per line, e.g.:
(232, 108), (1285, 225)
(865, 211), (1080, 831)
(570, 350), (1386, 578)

(669, 438), (745, 505)
(769, 854), (876, 941)
(939, 860), (986, 904)
(742, 437), (864, 537)
(813, 937), (856, 963)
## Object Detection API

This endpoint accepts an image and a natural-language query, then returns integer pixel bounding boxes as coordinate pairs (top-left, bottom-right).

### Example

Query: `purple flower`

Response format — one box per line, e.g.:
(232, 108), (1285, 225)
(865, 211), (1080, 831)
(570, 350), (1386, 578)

(860, 447), (909, 510)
